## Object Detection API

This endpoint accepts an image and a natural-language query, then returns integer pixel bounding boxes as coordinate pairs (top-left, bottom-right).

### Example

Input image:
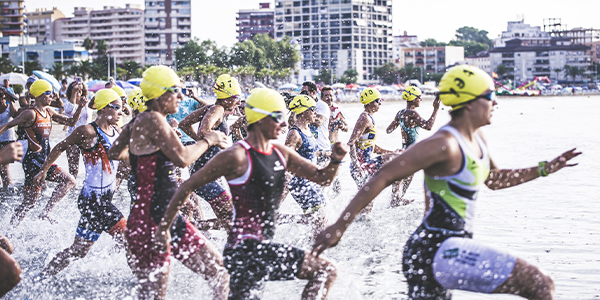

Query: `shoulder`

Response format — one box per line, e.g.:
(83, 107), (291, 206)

(74, 124), (97, 138)
(217, 143), (247, 164)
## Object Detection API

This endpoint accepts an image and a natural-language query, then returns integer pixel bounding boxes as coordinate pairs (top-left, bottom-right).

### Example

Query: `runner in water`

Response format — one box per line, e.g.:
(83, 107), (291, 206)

(284, 94), (328, 239)
(347, 88), (406, 216)
(313, 65), (581, 300)
(34, 89), (126, 277)
(156, 88), (346, 300)
(178, 74), (240, 231)
(63, 80), (90, 178)
(0, 80), (86, 227)
(0, 89), (18, 192)
(321, 86), (348, 145)
(108, 66), (229, 300)
(302, 81), (331, 163)
(386, 86), (440, 206)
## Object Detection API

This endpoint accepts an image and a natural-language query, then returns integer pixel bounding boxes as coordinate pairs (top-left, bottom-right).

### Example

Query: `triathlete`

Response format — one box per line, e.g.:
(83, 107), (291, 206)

(347, 88), (405, 216)
(156, 88), (346, 300)
(0, 80), (86, 227)
(385, 86), (440, 206)
(302, 81), (331, 163)
(284, 94), (328, 239)
(63, 80), (90, 178)
(321, 86), (348, 145)
(0, 89), (18, 192)
(107, 66), (229, 300)
(178, 74), (240, 230)
(313, 65), (580, 300)
(229, 98), (248, 143)
(34, 89), (126, 277)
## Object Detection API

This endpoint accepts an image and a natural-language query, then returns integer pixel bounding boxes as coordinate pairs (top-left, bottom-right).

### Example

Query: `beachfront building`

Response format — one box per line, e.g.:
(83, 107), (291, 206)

(0, 0), (25, 37)
(401, 46), (464, 73)
(236, 3), (274, 42)
(144, 0), (192, 66)
(489, 38), (591, 83)
(55, 5), (145, 64)
(26, 8), (65, 43)
(465, 51), (491, 74)
(274, 0), (393, 84)
(7, 41), (88, 70)
(392, 31), (419, 67)
(591, 41), (600, 63)
(494, 20), (551, 48)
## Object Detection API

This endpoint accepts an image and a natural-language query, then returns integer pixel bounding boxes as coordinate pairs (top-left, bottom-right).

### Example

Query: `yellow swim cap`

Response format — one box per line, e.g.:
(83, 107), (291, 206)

(93, 89), (120, 110)
(29, 80), (52, 98)
(110, 86), (126, 98)
(439, 65), (495, 110)
(360, 88), (381, 105)
(288, 95), (316, 115)
(403, 86), (422, 101)
(245, 88), (286, 124)
(127, 88), (147, 113)
(214, 74), (242, 100)
(140, 65), (180, 100)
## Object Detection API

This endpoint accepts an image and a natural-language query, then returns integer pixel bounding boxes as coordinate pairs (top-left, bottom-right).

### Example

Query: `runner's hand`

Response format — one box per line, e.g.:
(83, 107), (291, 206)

(330, 142), (348, 162)
(154, 226), (171, 255)
(312, 222), (346, 257)
(204, 131), (228, 149)
(78, 96), (88, 107)
(546, 148), (581, 174)
(433, 95), (441, 110)
(33, 170), (47, 189)
(0, 141), (22, 165)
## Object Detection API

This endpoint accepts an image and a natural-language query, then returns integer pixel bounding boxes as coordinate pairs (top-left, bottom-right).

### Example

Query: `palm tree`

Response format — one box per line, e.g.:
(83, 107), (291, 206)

(553, 68), (562, 82)
(118, 60), (142, 80)
(82, 37), (96, 53)
(50, 62), (67, 81)
(0, 57), (16, 73)
(24, 60), (42, 76)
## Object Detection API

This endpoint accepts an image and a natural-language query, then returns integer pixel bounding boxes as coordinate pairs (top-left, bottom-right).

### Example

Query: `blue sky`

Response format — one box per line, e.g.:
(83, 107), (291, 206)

(26, 0), (599, 48)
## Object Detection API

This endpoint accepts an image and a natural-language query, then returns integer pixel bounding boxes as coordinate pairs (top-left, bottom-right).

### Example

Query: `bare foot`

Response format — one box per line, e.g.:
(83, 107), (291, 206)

(39, 214), (58, 225)
(390, 197), (415, 207)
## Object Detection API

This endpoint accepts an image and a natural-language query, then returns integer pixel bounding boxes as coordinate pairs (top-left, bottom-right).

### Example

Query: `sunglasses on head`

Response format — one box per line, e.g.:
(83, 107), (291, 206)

(245, 103), (285, 123)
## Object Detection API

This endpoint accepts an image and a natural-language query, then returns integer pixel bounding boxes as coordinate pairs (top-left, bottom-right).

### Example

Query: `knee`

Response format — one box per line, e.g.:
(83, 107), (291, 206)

(65, 175), (77, 188)
(1, 257), (22, 291)
(317, 259), (337, 281)
(538, 273), (555, 296)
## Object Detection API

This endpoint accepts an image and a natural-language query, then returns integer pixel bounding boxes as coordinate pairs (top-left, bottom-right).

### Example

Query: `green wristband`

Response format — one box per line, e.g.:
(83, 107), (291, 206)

(538, 161), (549, 177)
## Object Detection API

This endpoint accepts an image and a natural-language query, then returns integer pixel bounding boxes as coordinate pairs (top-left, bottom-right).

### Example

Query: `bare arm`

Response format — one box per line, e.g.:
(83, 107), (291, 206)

(230, 116), (247, 141)
(188, 89), (210, 106)
(8, 101), (18, 118)
(313, 134), (451, 255)
(386, 112), (401, 134)
(277, 142), (348, 186)
(284, 128), (302, 151)
(0, 109), (35, 136)
(51, 96), (88, 126)
(107, 123), (131, 161)
(178, 106), (210, 141)
(313, 113), (327, 127)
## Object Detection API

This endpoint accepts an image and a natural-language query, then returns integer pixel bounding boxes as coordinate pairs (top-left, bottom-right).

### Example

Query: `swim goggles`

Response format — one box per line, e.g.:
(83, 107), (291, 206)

(245, 103), (286, 123)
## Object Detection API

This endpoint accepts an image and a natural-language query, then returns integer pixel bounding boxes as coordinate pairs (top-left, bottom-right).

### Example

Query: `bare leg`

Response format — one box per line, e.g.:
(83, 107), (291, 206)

(304, 209), (328, 242)
(207, 192), (233, 232)
(40, 236), (94, 277)
(390, 175), (415, 207)
(66, 145), (80, 179)
(130, 266), (170, 300)
(0, 164), (11, 189)
(493, 258), (554, 300)
(10, 186), (41, 228)
(297, 251), (337, 300)
(179, 242), (229, 300)
(0, 248), (21, 298)
(39, 168), (77, 223)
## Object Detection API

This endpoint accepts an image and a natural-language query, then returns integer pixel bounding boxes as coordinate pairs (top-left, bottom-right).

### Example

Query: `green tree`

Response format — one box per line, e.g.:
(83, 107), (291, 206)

(96, 40), (109, 57)
(83, 37), (96, 52)
(0, 57), (16, 73)
(24, 60), (42, 75)
(563, 65), (584, 82)
(340, 69), (358, 84)
(49, 62), (66, 81)
(12, 84), (23, 95)
(374, 62), (400, 84)
(313, 69), (335, 84)
(553, 68), (562, 81)
(449, 26), (492, 57)
(119, 60), (142, 80)
(399, 63), (421, 82)
(71, 60), (94, 80)
(420, 38), (447, 47)
(495, 64), (509, 80)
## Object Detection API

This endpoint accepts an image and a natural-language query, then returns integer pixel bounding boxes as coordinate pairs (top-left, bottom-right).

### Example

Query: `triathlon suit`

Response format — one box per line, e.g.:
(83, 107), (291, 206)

(126, 149), (207, 271)
(288, 126), (325, 213)
(190, 105), (230, 203)
(350, 112), (383, 188)
(224, 141), (305, 299)
(398, 109), (420, 149)
(76, 123), (126, 241)
(20, 108), (59, 186)
(0, 101), (16, 149)
(402, 125), (516, 299)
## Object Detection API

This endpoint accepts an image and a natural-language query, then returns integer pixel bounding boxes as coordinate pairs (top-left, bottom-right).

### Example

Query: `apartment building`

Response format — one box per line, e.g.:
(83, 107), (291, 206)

(144, 0), (192, 66)
(237, 3), (274, 42)
(494, 20), (551, 48)
(274, 0), (393, 84)
(465, 51), (491, 74)
(0, 0), (24, 37)
(26, 8), (65, 43)
(392, 31), (419, 66)
(402, 46), (464, 73)
(8, 41), (89, 70)
(55, 5), (145, 64)
(489, 37), (591, 82)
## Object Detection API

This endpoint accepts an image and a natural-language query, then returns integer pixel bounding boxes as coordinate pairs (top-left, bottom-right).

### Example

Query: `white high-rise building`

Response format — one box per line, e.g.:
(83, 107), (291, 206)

(494, 20), (551, 48)
(274, 0), (393, 84)
(55, 5), (145, 64)
(144, 0), (192, 66)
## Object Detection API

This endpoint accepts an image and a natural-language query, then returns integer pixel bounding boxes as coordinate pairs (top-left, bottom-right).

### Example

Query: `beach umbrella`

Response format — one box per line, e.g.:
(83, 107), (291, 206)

(128, 78), (143, 86)
(254, 82), (266, 88)
(0, 73), (28, 86)
(278, 83), (298, 90)
(86, 79), (104, 88)
(332, 83), (345, 89)
(115, 80), (136, 91)
(88, 82), (107, 92)
(32, 70), (61, 91)
(345, 83), (359, 90)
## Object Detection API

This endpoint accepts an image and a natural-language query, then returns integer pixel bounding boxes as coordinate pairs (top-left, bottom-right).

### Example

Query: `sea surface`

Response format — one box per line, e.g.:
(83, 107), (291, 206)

(1, 95), (598, 299)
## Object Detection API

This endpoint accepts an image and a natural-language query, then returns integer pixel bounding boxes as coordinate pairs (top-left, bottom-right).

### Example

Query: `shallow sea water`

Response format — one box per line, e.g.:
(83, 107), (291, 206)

(1, 95), (598, 299)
